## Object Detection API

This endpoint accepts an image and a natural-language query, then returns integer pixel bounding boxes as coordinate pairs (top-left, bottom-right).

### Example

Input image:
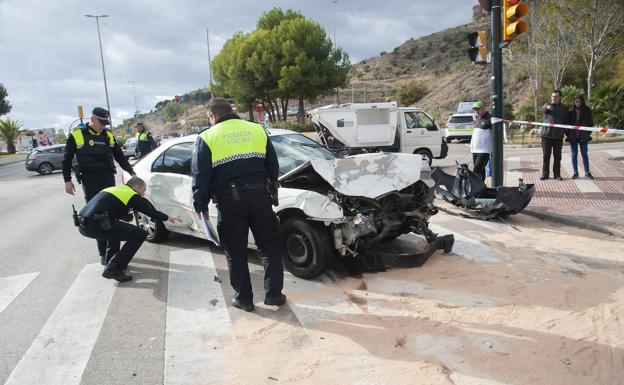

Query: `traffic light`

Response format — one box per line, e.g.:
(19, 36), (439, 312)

(503, 0), (528, 42)
(467, 31), (488, 64)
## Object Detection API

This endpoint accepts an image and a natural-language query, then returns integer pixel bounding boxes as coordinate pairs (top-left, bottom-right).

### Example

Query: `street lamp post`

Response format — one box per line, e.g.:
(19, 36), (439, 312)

(206, 28), (215, 98)
(85, 14), (112, 127)
(128, 80), (138, 121)
(331, 0), (340, 104)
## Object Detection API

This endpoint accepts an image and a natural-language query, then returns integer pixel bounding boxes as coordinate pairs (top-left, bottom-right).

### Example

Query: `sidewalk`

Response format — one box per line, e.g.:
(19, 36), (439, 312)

(0, 153), (26, 166)
(502, 149), (624, 237)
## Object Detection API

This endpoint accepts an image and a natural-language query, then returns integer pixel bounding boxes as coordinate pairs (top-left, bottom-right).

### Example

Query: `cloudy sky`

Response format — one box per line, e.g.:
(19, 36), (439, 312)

(0, 0), (476, 130)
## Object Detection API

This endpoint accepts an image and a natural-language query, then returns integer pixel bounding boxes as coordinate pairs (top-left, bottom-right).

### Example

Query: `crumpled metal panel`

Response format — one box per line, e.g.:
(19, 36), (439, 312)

(278, 188), (344, 220)
(307, 153), (423, 199)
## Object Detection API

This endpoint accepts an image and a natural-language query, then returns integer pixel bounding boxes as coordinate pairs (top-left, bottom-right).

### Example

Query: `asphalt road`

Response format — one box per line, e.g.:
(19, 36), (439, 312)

(0, 146), (622, 384)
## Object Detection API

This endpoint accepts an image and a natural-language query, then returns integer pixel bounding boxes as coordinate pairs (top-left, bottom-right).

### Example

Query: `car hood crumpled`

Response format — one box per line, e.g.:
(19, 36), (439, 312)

(280, 153), (423, 199)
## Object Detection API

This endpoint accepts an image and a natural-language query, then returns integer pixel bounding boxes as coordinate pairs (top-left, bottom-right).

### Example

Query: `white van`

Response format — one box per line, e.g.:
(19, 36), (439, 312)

(310, 102), (448, 165)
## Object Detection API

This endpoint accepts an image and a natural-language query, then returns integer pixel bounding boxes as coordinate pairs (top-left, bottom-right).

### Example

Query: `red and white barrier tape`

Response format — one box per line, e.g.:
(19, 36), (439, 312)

(491, 117), (624, 136)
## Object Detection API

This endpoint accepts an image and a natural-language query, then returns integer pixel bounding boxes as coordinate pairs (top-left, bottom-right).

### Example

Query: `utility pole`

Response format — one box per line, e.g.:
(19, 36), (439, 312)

(331, 0), (340, 104)
(206, 28), (214, 98)
(490, 0), (504, 187)
(85, 14), (112, 127)
(128, 80), (138, 121)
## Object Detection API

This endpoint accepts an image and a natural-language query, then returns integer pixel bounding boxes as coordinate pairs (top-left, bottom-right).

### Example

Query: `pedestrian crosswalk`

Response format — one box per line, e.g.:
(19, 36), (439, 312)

(164, 249), (232, 385)
(4, 264), (115, 385)
(0, 272), (38, 314)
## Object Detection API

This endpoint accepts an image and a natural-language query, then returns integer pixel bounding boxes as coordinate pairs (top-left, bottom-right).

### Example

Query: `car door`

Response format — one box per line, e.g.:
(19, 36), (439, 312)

(402, 110), (441, 154)
(148, 142), (201, 236)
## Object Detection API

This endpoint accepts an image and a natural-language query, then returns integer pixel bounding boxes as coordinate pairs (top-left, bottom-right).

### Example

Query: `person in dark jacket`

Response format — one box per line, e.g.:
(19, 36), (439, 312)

(62, 107), (136, 264)
(77, 176), (180, 282)
(135, 122), (157, 158)
(192, 98), (284, 312)
(540, 90), (568, 180)
(566, 95), (594, 179)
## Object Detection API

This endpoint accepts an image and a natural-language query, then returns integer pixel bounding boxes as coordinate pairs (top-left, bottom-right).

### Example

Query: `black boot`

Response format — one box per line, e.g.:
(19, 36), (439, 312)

(264, 293), (287, 306)
(102, 265), (132, 282)
(231, 298), (254, 312)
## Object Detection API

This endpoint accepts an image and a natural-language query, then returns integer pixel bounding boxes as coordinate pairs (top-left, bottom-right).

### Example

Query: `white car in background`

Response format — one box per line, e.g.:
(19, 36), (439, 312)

(123, 129), (445, 278)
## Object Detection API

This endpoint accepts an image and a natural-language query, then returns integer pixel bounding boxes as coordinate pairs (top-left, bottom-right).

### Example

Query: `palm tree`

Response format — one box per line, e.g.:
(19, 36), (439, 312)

(591, 83), (624, 129)
(0, 117), (23, 154)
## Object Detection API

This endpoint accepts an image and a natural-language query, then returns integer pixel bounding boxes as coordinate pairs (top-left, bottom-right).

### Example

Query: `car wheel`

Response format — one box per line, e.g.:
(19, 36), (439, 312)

(37, 162), (54, 175)
(281, 217), (333, 279)
(414, 149), (433, 166)
(136, 212), (169, 242)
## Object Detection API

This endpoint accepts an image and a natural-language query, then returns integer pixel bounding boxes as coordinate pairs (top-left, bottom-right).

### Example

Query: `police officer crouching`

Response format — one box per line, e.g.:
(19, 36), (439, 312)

(192, 98), (284, 312)
(135, 122), (157, 159)
(62, 107), (136, 265)
(76, 176), (180, 282)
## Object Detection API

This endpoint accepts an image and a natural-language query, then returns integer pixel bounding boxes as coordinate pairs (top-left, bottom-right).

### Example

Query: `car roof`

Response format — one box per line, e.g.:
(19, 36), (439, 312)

(34, 144), (64, 150)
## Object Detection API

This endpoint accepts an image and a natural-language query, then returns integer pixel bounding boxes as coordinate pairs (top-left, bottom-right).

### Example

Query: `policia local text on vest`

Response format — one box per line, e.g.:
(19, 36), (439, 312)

(62, 107), (136, 264)
(75, 178), (180, 282)
(192, 98), (284, 312)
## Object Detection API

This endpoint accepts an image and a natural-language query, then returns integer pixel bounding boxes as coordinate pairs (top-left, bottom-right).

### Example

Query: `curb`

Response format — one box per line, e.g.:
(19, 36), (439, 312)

(523, 208), (624, 238)
(0, 154), (27, 167)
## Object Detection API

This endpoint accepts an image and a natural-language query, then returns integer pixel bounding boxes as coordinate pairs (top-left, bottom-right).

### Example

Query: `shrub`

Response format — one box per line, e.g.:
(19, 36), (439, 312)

(590, 82), (624, 128)
(272, 121), (311, 132)
(397, 80), (428, 106)
(560, 85), (585, 107)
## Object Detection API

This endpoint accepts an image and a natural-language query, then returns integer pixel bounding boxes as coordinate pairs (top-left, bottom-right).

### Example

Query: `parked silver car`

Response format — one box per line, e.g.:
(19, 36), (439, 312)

(24, 144), (66, 175)
(122, 137), (138, 159)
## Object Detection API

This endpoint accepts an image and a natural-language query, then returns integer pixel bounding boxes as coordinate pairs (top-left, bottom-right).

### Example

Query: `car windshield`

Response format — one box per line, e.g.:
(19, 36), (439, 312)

(270, 134), (335, 176)
(457, 102), (476, 114)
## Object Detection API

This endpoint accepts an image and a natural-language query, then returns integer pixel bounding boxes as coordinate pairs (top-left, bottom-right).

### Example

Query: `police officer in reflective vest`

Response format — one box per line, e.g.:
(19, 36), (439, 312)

(62, 107), (136, 264)
(77, 176), (180, 282)
(192, 98), (284, 312)
(135, 122), (157, 159)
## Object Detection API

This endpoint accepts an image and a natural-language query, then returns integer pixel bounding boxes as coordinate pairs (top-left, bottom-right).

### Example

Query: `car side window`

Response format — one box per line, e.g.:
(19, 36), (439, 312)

(160, 142), (194, 175)
(415, 112), (437, 131)
(404, 112), (422, 129)
(151, 153), (165, 173)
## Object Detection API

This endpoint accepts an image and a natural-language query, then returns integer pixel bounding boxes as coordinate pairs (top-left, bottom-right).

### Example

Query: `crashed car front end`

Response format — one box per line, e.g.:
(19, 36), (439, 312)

(279, 153), (454, 270)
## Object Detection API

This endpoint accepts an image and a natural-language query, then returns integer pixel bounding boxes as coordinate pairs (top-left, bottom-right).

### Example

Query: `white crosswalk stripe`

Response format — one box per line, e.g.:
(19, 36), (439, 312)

(0, 272), (39, 315)
(164, 249), (232, 385)
(4, 264), (115, 385)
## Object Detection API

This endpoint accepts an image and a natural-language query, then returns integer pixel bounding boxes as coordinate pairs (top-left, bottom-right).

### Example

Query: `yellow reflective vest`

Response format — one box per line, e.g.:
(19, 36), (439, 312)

(199, 119), (267, 168)
(102, 185), (137, 206)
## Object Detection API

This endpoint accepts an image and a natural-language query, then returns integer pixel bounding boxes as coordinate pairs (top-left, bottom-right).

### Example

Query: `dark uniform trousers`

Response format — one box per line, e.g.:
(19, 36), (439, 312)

(79, 219), (147, 269)
(472, 153), (490, 182)
(541, 137), (563, 178)
(81, 172), (116, 259)
(216, 187), (283, 302)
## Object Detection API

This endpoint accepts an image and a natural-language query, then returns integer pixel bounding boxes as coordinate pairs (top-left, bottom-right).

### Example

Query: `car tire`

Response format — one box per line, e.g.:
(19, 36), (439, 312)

(414, 149), (433, 166)
(136, 212), (169, 243)
(37, 162), (54, 175)
(281, 217), (333, 279)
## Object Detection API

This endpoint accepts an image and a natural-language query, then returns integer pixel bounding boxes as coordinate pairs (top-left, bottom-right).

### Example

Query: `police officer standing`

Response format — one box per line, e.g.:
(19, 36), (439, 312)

(77, 176), (180, 282)
(192, 98), (285, 312)
(62, 107), (136, 265)
(135, 122), (157, 159)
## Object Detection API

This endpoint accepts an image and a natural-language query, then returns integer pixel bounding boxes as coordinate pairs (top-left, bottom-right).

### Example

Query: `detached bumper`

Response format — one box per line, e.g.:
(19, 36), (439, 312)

(356, 233), (454, 271)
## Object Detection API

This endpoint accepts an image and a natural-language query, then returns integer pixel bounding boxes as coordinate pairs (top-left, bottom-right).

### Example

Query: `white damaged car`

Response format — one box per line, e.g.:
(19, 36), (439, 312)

(123, 129), (453, 279)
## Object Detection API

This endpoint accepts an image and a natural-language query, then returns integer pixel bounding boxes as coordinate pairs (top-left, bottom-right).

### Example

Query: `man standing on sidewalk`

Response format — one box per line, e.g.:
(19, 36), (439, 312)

(540, 90), (568, 180)
(470, 100), (492, 182)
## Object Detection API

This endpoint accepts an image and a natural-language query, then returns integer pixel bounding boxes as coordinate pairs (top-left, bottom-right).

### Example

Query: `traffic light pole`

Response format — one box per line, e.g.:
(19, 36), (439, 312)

(490, 0), (504, 187)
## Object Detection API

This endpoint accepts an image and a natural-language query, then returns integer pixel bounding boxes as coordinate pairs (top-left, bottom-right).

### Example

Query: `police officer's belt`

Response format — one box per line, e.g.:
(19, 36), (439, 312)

(236, 183), (265, 191)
